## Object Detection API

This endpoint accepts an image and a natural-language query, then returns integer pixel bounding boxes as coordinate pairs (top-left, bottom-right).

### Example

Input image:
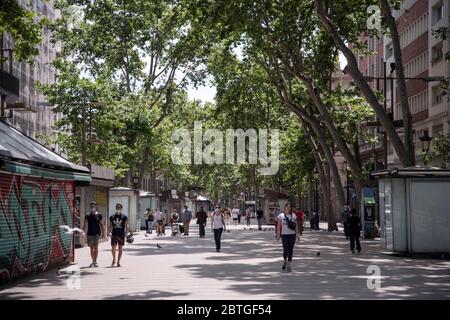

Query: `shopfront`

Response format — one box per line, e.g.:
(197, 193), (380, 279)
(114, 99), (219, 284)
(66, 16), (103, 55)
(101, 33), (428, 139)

(0, 121), (91, 284)
(75, 164), (114, 247)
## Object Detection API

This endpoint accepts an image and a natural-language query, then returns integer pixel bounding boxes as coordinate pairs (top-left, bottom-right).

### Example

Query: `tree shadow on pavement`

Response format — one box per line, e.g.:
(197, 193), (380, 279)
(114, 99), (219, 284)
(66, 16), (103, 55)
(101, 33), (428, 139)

(103, 290), (190, 300)
(170, 228), (450, 299)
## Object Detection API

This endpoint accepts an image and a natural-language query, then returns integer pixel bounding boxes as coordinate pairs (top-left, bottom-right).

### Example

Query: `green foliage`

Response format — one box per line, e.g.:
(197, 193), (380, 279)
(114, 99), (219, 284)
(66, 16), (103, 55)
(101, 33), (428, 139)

(432, 133), (450, 168)
(327, 85), (375, 145)
(0, 0), (48, 62)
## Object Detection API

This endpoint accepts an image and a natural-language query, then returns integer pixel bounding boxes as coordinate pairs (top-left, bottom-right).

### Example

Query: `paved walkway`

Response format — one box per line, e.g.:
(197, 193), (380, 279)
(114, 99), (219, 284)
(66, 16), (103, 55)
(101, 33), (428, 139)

(1, 220), (450, 300)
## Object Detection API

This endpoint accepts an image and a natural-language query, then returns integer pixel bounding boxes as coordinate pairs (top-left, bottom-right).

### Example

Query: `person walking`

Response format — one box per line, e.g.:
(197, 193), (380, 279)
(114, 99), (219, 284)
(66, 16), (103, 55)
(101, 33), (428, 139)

(143, 208), (150, 234)
(273, 206), (280, 238)
(196, 206), (207, 238)
(276, 203), (299, 272)
(155, 209), (164, 237)
(310, 211), (315, 229)
(181, 205), (193, 236)
(314, 211), (320, 230)
(342, 206), (350, 240)
(147, 209), (155, 234)
(84, 202), (104, 267)
(237, 207), (241, 224)
(246, 208), (251, 226)
(231, 206), (239, 226)
(348, 208), (362, 253)
(295, 207), (305, 236)
(211, 208), (225, 252)
(225, 208), (231, 227)
(256, 208), (264, 230)
(109, 203), (129, 267)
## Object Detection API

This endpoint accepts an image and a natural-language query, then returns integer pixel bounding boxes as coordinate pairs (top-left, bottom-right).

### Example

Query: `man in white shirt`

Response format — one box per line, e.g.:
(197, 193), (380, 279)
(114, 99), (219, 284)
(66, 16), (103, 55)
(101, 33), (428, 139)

(231, 207), (239, 226)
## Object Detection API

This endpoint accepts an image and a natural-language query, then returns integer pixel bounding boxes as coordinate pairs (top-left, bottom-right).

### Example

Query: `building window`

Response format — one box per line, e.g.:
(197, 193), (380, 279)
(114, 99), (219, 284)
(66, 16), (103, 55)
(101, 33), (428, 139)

(432, 42), (444, 64)
(432, 85), (443, 105)
(386, 44), (393, 59)
(399, 13), (428, 49)
(433, 2), (444, 25)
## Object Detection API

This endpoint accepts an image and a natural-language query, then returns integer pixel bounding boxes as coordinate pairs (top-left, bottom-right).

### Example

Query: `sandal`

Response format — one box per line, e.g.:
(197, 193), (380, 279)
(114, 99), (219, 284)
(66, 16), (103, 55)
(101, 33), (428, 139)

(111, 260), (116, 267)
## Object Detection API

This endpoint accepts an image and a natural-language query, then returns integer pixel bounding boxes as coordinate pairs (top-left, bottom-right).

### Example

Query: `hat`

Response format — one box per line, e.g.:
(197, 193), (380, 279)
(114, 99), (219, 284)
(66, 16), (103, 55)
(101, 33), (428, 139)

(90, 202), (96, 206)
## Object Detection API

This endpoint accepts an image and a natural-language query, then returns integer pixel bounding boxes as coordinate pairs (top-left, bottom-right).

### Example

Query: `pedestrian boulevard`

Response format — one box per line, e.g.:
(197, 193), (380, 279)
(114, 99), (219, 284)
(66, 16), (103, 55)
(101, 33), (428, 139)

(1, 220), (450, 300)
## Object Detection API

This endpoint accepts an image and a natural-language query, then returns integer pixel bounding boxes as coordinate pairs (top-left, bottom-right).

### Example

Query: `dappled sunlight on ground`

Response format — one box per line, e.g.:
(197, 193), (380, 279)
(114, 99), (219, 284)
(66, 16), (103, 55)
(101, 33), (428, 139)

(1, 220), (449, 299)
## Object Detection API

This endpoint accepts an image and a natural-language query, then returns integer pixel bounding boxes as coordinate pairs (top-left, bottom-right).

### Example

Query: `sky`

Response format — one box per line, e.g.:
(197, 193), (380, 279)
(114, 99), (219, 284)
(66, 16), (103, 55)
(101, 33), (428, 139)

(187, 84), (216, 103)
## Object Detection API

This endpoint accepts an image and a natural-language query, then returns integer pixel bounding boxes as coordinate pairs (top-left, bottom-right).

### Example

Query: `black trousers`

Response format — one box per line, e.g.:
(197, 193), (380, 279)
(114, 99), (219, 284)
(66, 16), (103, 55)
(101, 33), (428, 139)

(281, 234), (296, 261)
(343, 223), (349, 238)
(213, 228), (223, 249)
(350, 233), (361, 252)
(199, 223), (205, 237)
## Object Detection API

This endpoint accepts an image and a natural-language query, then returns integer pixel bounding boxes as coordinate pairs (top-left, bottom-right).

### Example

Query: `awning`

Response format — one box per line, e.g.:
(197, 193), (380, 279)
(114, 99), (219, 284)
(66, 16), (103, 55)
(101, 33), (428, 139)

(0, 120), (89, 173)
(371, 166), (450, 178)
(0, 159), (91, 184)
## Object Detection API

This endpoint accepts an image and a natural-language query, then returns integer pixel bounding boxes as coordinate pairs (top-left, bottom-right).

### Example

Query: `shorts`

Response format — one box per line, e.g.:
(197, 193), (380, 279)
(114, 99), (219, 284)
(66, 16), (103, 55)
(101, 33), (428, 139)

(111, 235), (125, 246)
(87, 235), (100, 246)
(157, 220), (164, 225)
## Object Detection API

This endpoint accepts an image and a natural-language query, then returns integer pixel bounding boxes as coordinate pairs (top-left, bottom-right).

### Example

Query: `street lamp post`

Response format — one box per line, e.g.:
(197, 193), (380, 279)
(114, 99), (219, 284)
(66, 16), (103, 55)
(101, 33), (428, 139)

(361, 62), (444, 168)
(132, 174), (139, 190)
(313, 167), (319, 212)
(343, 161), (350, 206)
(419, 129), (433, 156)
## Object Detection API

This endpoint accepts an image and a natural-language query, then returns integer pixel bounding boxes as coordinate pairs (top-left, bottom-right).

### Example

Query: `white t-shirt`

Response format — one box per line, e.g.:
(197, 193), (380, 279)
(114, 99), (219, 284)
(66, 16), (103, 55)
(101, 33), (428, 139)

(213, 214), (224, 229)
(231, 209), (239, 219)
(278, 213), (297, 235)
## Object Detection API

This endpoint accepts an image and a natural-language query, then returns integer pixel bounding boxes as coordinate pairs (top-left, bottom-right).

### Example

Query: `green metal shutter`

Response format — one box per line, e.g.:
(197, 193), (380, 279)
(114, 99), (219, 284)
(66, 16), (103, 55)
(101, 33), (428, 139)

(0, 173), (75, 284)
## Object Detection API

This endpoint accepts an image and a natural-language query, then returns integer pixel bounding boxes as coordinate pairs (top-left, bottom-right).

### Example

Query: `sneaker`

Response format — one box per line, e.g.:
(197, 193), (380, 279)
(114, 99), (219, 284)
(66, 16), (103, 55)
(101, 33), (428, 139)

(282, 261), (287, 270)
(286, 265), (292, 272)
(357, 250), (361, 253)
(352, 251), (355, 254)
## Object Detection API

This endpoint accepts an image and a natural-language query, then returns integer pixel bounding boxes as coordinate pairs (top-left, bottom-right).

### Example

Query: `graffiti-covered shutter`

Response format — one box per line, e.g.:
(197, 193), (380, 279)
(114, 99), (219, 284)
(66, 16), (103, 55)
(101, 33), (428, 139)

(0, 173), (75, 284)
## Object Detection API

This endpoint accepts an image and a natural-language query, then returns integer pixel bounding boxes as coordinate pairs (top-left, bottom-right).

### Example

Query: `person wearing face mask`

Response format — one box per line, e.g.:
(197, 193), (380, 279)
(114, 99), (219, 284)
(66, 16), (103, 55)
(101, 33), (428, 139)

(108, 203), (129, 267)
(84, 202), (104, 267)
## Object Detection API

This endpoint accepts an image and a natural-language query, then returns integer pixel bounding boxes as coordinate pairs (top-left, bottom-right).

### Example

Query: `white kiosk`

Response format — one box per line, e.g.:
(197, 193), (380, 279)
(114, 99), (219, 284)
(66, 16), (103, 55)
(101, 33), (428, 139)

(371, 167), (450, 254)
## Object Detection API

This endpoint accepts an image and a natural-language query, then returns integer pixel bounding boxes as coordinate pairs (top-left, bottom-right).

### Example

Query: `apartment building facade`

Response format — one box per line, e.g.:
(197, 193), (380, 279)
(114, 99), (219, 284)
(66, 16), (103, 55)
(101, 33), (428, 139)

(359, 0), (450, 167)
(1, 0), (61, 149)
